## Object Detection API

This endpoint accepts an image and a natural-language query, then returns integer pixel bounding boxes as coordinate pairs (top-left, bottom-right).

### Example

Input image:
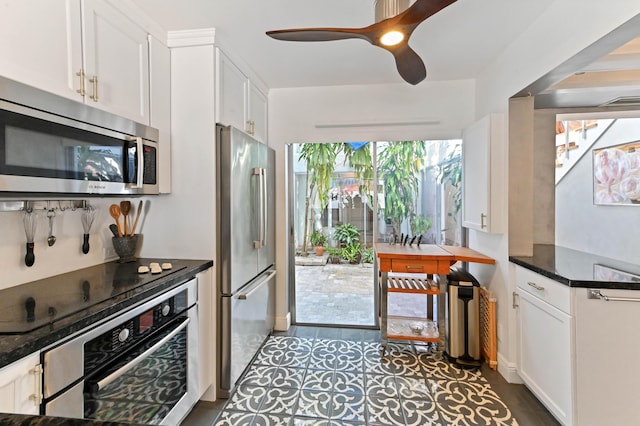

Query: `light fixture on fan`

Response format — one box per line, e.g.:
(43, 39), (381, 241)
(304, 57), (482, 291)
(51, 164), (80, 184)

(266, 0), (457, 85)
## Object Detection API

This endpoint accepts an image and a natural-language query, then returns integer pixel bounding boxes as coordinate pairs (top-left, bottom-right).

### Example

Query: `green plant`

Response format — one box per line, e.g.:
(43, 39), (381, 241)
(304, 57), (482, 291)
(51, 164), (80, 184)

(378, 141), (427, 235)
(437, 145), (462, 220)
(334, 223), (360, 246)
(298, 143), (340, 255)
(361, 247), (374, 264)
(309, 230), (327, 247)
(411, 214), (432, 236)
(340, 242), (361, 264)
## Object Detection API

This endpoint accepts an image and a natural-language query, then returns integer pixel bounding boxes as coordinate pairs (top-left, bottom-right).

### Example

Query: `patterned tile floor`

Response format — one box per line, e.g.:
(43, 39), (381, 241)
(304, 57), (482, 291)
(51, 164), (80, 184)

(213, 330), (519, 426)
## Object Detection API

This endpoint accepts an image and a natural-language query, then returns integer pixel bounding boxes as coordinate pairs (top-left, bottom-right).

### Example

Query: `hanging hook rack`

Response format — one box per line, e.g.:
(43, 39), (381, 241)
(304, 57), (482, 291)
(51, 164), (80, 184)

(0, 199), (88, 213)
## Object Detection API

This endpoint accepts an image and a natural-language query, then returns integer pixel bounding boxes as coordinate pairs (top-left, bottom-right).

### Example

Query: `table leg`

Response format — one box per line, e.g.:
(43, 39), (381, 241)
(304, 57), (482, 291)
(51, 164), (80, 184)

(380, 271), (389, 355)
(436, 273), (447, 360)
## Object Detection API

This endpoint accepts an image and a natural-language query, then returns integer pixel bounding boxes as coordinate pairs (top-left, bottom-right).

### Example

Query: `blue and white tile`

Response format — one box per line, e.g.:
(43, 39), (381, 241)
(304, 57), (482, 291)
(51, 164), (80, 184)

(252, 413), (292, 426)
(258, 386), (299, 415)
(213, 410), (255, 425)
(394, 375), (431, 400)
(333, 371), (365, 394)
(308, 351), (337, 370)
(239, 365), (279, 387)
(296, 390), (332, 419)
(280, 349), (312, 368)
(401, 397), (442, 426)
(225, 384), (268, 412)
(365, 374), (398, 398)
(271, 367), (306, 389)
(366, 395), (405, 425)
(302, 369), (334, 392)
(331, 392), (367, 423)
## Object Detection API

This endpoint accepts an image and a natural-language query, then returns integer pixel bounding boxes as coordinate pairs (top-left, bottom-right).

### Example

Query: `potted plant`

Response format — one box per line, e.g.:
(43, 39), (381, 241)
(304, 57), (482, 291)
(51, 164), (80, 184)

(326, 246), (342, 264)
(309, 230), (327, 256)
(341, 242), (362, 264)
(334, 223), (360, 247)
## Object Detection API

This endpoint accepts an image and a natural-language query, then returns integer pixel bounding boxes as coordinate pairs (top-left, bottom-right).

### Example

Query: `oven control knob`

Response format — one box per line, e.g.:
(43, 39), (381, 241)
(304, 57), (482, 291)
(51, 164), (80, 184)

(118, 328), (130, 342)
(161, 304), (171, 317)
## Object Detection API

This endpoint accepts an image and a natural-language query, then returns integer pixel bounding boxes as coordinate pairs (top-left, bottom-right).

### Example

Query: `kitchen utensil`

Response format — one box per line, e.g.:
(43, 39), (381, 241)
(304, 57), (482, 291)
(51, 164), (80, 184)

(120, 201), (131, 236)
(130, 200), (143, 236)
(409, 236), (416, 246)
(81, 205), (96, 254)
(23, 210), (37, 267)
(46, 209), (56, 247)
(109, 224), (119, 238)
(109, 204), (122, 237)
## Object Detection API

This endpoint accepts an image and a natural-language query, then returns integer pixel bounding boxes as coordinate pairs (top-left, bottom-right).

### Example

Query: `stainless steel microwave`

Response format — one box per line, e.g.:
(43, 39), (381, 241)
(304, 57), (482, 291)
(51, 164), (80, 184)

(0, 76), (159, 196)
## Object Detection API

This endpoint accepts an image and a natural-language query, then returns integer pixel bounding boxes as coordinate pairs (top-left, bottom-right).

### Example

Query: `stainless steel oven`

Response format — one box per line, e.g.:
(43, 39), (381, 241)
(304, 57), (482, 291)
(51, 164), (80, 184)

(42, 278), (199, 425)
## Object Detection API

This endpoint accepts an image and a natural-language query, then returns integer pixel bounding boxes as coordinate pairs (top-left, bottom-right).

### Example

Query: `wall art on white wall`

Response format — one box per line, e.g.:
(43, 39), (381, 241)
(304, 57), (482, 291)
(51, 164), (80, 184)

(593, 140), (640, 205)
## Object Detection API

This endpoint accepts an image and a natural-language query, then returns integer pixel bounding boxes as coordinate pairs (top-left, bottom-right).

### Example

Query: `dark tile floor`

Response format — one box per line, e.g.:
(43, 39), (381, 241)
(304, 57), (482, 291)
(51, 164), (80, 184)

(182, 326), (559, 426)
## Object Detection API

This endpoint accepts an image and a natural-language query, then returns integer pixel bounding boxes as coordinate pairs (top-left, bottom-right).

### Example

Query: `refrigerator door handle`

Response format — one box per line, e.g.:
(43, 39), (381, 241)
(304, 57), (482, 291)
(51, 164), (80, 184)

(237, 270), (276, 300)
(261, 168), (267, 247)
(252, 167), (264, 248)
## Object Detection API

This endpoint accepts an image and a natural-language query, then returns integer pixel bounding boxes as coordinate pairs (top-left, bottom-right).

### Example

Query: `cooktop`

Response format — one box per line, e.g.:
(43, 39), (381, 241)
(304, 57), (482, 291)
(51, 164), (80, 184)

(0, 261), (186, 335)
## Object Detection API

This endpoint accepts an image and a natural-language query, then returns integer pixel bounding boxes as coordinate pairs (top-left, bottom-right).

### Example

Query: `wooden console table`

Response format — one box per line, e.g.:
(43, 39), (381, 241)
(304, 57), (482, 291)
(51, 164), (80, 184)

(375, 243), (495, 355)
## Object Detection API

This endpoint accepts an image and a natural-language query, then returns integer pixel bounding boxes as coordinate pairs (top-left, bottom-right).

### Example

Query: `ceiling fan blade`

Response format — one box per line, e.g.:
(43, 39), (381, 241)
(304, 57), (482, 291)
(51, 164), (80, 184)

(398, 0), (458, 27)
(389, 44), (427, 85)
(267, 28), (367, 42)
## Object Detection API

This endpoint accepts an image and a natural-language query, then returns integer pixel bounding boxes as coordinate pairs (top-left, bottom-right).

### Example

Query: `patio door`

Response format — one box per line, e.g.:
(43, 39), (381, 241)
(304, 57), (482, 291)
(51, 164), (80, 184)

(286, 139), (463, 328)
(287, 142), (378, 328)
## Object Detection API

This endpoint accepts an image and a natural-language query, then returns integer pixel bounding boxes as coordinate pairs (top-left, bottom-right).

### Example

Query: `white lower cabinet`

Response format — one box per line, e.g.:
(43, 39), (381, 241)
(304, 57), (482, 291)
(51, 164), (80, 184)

(515, 266), (573, 425)
(0, 352), (42, 415)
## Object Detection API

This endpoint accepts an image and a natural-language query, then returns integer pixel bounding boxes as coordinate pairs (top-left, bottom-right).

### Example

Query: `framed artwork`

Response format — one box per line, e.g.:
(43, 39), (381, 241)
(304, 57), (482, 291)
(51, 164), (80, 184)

(593, 140), (640, 205)
(593, 264), (640, 282)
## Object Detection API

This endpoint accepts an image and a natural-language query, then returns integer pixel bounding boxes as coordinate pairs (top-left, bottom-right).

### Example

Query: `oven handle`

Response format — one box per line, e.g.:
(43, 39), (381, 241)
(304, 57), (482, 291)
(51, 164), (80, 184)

(93, 317), (190, 391)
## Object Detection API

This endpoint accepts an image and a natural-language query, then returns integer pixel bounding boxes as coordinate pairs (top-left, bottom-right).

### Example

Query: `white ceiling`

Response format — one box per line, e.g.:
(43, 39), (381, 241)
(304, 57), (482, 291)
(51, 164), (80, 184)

(131, 0), (557, 89)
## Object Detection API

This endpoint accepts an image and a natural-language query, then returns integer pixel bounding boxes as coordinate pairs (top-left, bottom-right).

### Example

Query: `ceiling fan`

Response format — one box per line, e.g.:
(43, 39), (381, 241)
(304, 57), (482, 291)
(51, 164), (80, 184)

(266, 0), (457, 85)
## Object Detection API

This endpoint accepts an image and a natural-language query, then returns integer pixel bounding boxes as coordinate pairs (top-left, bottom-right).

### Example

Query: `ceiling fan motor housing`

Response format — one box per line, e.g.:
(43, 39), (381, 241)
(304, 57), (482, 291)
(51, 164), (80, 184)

(375, 0), (410, 22)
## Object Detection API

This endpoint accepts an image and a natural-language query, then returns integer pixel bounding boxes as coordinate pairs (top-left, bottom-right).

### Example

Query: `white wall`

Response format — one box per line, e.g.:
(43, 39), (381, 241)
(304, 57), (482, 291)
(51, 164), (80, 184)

(0, 200), (122, 290)
(471, 0), (640, 382)
(556, 118), (640, 263)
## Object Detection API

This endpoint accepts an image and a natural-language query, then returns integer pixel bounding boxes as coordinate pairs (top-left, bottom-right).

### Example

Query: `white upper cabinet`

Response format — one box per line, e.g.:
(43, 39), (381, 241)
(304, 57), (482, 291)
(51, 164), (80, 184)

(0, 0), (83, 100)
(0, 0), (150, 124)
(462, 113), (504, 233)
(216, 48), (268, 142)
(82, 0), (150, 123)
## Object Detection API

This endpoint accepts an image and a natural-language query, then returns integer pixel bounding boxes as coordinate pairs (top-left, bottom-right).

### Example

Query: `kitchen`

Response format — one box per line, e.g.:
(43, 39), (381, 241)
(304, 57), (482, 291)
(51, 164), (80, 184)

(1, 0), (640, 425)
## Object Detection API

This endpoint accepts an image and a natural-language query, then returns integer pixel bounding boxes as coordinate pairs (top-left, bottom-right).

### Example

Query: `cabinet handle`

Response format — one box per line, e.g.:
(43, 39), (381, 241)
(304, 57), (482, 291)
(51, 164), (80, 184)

(246, 120), (253, 135)
(89, 75), (99, 102)
(512, 291), (519, 308)
(405, 265), (424, 271)
(588, 289), (640, 302)
(76, 69), (86, 97)
(29, 364), (43, 406)
(481, 213), (487, 229)
(527, 281), (544, 291)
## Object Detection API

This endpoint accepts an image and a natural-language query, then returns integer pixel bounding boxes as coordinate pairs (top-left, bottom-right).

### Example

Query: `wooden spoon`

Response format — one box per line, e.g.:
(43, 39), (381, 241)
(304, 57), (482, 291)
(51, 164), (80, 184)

(109, 204), (123, 237)
(130, 200), (143, 236)
(120, 201), (131, 236)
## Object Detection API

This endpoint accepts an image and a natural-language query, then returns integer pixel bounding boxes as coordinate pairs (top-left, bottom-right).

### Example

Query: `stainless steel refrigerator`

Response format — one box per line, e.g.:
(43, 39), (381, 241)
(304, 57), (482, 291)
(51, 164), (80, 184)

(216, 124), (276, 398)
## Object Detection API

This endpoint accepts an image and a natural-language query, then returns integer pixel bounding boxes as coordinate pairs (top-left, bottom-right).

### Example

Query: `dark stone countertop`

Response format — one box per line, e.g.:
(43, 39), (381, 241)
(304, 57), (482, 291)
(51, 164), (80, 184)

(509, 244), (640, 289)
(0, 258), (213, 369)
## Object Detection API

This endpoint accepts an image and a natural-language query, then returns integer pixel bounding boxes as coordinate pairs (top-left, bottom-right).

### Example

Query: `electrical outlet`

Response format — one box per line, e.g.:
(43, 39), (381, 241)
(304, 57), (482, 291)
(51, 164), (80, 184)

(103, 246), (117, 260)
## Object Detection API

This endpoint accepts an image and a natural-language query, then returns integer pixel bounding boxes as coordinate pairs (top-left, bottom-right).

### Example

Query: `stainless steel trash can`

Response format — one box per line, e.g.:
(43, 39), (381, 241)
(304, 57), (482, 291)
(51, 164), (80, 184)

(445, 266), (481, 368)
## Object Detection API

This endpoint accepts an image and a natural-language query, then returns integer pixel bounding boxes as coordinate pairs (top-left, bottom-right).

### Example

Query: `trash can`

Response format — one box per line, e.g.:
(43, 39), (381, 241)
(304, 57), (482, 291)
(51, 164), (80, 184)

(445, 266), (481, 368)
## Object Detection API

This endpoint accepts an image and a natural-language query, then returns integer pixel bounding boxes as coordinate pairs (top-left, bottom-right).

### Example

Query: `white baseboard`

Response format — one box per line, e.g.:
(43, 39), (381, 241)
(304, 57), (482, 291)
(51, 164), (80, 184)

(274, 312), (291, 331)
(497, 352), (523, 384)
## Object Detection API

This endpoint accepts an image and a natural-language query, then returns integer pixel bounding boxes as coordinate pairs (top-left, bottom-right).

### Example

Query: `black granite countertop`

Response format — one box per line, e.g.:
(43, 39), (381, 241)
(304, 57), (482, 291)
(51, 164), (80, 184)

(509, 244), (640, 289)
(0, 258), (213, 369)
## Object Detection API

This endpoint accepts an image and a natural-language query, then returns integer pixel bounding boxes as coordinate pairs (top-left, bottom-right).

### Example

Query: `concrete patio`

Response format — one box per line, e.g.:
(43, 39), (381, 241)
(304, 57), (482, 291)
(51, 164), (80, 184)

(294, 257), (430, 326)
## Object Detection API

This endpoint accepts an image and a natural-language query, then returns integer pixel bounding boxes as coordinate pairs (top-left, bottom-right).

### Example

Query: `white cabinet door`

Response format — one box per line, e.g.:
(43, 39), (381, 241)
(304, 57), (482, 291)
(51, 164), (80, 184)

(216, 49), (248, 132)
(248, 82), (268, 143)
(82, 0), (150, 124)
(518, 289), (573, 425)
(0, 352), (41, 415)
(149, 34), (171, 193)
(0, 0), (83, 101)
(462, 113), (503, 233)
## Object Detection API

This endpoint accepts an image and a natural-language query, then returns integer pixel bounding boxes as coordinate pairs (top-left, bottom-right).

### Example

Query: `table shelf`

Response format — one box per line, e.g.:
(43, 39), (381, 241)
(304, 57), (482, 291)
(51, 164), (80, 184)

(386, 316), (439, 343)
